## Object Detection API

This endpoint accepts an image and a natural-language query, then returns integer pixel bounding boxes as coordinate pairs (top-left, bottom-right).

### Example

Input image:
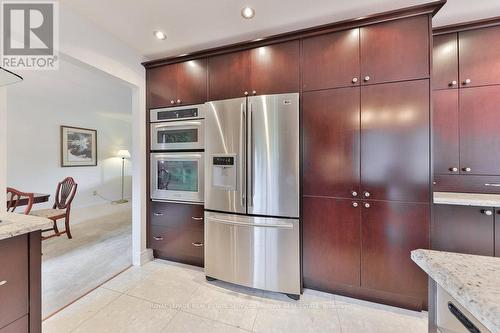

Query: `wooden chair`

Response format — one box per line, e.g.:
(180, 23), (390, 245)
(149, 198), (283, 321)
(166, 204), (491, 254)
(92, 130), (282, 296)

(31, 177), (78, 240)
(6, 187), (34, 215)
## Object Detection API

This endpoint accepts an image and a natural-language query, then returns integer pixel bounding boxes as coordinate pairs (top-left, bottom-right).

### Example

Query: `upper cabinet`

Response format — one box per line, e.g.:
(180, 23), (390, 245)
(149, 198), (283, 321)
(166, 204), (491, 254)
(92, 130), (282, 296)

(302, 29), (360, 91)
(208, 51), (250, 101)
(147, 59), (208, 109)
(360, 15), (430, 85)
(433, 33), (459, 90)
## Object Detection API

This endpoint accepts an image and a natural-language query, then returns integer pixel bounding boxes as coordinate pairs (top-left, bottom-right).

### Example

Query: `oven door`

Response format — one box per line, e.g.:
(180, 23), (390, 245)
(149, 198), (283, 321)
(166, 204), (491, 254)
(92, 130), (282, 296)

(151, 153), (204, 203)
(151, 120), (204, 151)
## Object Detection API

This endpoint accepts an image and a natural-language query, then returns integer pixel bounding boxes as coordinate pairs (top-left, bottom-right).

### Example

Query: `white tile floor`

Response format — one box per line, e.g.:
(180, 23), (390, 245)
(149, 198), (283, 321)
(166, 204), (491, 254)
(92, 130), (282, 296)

(42, 260), (428, 333)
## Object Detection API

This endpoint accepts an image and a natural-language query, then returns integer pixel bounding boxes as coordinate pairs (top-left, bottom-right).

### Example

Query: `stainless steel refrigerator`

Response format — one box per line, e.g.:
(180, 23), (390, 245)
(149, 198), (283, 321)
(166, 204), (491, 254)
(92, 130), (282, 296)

(204, 93), (300, 298)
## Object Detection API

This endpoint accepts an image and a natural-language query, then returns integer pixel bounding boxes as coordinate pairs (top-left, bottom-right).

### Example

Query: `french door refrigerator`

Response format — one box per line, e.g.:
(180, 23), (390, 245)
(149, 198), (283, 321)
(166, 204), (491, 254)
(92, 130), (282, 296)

(204, 93), (300, 298)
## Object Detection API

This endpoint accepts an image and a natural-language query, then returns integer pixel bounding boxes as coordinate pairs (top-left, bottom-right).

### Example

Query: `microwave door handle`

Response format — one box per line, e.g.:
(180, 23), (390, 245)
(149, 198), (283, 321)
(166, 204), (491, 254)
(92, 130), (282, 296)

(240, 103), (246, 207)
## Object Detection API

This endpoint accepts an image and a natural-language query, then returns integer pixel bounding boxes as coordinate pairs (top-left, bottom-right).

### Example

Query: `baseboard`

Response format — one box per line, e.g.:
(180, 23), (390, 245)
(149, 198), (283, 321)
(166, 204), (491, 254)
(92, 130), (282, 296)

(135, 248), (153, 266)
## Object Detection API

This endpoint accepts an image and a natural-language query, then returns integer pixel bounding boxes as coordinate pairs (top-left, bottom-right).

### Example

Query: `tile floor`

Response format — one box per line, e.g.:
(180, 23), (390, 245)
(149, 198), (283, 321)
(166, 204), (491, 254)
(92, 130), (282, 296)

(43, 260), (428, 333)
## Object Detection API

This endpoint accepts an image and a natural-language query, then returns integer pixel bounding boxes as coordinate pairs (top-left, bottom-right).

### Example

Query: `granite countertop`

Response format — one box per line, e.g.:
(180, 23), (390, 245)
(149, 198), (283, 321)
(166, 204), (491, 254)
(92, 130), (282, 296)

(412, 249), (500, 333)
(0, 212), (52, 241)
(433, 192), (500, 207)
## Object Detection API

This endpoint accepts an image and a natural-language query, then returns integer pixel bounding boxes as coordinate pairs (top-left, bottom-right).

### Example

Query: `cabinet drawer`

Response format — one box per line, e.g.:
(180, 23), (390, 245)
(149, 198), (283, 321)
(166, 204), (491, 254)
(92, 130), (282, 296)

(150, 225), (204, 267)
(0, 235), (29, 330)
(0, 315), (28, 333)
(151, 201), (204, 228)
(433, 175), (500, 194)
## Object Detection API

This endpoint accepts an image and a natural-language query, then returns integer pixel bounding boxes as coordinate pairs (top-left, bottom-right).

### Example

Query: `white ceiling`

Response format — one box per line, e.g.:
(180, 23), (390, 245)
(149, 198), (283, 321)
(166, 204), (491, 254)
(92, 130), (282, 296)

(63, 0), (500, 61)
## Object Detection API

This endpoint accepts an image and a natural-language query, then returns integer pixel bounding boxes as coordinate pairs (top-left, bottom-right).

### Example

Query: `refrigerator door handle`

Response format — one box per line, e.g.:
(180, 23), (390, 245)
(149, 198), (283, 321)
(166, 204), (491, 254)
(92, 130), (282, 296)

(240, 103), (246, 206)
(248, 102), (254, 207)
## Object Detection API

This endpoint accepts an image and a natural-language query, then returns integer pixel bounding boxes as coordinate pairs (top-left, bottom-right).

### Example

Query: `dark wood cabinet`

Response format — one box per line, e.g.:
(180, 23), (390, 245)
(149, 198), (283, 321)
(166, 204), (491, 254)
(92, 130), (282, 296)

(150, 201), (204, 267)
(147, 59), (207, 108)
(432, 33), (458, 90)
(459, 25), (500, 87)
(361, 201), (429, 303)
(496, 210), (500, 257)
(302, 29), (360, 91)
(433, 90), (459, 175)
(459, 85), (500, 175)
(360, 80), (430, 202)
(303, 87), (360, 198)
(432, 204), (494, 256)
(249, 41), (300, 95)
(360, 16), (430, 85)
(0, 316), (28, 333)
(208, 51), (250, 100)
(303, 197), (361, 290)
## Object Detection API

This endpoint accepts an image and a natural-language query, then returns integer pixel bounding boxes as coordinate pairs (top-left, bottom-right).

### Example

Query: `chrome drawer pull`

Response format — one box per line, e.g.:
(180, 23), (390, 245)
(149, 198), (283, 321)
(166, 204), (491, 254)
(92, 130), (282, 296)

(192, 242), (203, 247)
(191, 217), (203, 221)
(0, 280), (7, 286)
(485, 183), (500, 187)
(153, 212), (163, 216)
(153, 236), (164, 241)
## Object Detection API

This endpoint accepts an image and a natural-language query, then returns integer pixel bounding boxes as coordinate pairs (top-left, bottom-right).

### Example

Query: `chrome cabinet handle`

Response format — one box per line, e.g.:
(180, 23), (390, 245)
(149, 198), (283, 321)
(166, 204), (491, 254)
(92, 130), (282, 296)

(252, 90), (257, 95)
(449, 167), (458, 172)
(449, 80), (457, 87)
(463, 78), (471, 85)
(170, 100), (175, 104)
(352, 191), (358, 197)
(176, 99), (181, 104)
(463, 167), (471, 172)
(352, 202), (358, 208)
(0, 280), (7, 286)
(244, 91), (249, 96)
(485, 183), (500, 187)
(481, 209), (493, 216)
(192, 217), (203, 221)
(364, 191), (370, 198)
(364, 203), (370, 208)
(192, 242), (203, 247)
(153, 236), (164, 241)
(352, 77), (358, 83)
(364, 76), (370, 82)
(153, 212), (163, 216)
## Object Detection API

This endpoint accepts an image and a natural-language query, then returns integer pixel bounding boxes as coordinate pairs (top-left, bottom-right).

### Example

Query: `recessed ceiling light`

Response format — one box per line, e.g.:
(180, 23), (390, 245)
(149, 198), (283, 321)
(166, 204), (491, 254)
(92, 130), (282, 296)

(241, 6), (255, 19)
(154, 30), (166, 40)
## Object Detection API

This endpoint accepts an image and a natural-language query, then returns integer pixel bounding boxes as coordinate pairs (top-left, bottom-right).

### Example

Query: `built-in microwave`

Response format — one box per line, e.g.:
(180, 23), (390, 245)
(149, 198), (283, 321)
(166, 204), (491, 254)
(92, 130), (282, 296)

(151, 152), (204, 203)
(150, 104), (205, 151)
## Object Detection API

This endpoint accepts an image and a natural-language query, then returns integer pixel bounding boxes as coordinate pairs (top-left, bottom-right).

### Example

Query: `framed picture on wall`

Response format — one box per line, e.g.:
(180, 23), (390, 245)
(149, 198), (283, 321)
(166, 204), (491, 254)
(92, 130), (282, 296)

(61, 126), (97, 167)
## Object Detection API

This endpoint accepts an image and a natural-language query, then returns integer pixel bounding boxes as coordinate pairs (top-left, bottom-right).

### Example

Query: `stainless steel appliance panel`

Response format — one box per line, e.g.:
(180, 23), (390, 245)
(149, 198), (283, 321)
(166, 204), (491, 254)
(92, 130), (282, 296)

(247, 93), (300, 218)
(204, 211), (300, 294)
(151, 153), (204, 203)
(151, 119), (204, 151)
(204, 97), (247, 214)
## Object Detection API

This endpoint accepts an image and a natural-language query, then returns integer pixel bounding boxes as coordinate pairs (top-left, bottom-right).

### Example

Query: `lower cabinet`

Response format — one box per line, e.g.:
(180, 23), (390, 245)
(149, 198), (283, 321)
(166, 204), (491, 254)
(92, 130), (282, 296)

(432, 204), (495, 256)
(149, 201), (204, 267)
(0, 316), (28, 333)
(496, 209), (500, 257)
(303, 197), (429, 310)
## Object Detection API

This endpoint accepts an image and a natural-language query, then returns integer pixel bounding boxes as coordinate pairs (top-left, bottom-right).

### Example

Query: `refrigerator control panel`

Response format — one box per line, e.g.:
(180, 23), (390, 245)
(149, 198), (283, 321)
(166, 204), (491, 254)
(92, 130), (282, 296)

(212, 155), (237, 191)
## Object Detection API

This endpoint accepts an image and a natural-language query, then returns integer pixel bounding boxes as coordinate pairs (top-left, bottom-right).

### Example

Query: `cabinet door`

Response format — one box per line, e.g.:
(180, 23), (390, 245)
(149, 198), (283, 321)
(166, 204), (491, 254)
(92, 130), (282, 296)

(303, 87), (360, 198)
(361, 201), (429, 302)
(147, 64), (177, 109)
(360, 15), (429, 85)
(433, 90), (459, 175)
(433, 204), (494, 256)
(361, 80), (430, 202)
(496, 210), (500, 257)
(459, 25), (500, 87)
(208, 51), (250, 101)
(303, 197), (361, 290)
(302, 29), (360, 91)
(250, 41), (300, 95)
(460, 86), (500, 175)
(432, 33), (459, 90)
(176, 59), (208, 105)
(0, 315), (28, 333)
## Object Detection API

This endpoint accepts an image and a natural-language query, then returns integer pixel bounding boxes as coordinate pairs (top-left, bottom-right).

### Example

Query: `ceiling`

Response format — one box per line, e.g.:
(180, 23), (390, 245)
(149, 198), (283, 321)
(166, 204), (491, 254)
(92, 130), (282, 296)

(63, 0), (500, 61)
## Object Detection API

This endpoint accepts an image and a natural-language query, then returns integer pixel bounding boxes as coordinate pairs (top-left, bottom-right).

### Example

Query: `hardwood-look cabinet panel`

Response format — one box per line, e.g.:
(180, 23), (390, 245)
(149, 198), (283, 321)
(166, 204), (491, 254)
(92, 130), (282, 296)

(433, 90), (459, 175)
(496, 210), (500, 257)
(176, 59), (208, 105)
(0, 235), (28, 330)
(361, 201), (429, 301)
(302, 29), (360, 91)
(360, 80), (430, 202)
(303, 87), (360, 198)
(432, 204), (494, 256)
(303, 197), (361, 290)
(432, 33), (459, 90)
(0, 315), (28, 333)
(147, 65), (177, 109)
(208, 51), (250, 100)
(360, 15), (429, 85)
(151, 201), (204, 229)
(459, 25), (500, 87)
(460, 85), (500, 175)
(250, 41), (300, 95)
(433, 174), (500, 194)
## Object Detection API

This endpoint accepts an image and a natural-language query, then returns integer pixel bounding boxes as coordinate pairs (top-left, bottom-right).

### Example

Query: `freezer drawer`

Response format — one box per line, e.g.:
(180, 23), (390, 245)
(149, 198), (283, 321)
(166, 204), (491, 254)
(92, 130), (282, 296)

(204, 211), (300, 295)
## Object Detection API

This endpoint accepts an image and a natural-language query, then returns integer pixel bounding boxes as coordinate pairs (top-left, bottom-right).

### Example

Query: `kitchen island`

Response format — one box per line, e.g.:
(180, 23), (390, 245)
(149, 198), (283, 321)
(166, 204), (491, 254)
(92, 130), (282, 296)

(0, 212), (51, 333)
(412, 249), (500, 333)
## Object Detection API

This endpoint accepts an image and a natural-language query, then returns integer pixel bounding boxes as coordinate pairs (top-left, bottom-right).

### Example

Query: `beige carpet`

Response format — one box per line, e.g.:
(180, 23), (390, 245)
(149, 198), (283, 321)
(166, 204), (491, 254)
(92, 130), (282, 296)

(41, 203), (132, 318)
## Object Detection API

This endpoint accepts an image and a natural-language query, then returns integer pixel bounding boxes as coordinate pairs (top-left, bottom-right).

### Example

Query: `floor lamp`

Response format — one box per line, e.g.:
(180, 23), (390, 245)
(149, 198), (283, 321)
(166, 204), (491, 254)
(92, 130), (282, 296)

(114, 150), (130, 204)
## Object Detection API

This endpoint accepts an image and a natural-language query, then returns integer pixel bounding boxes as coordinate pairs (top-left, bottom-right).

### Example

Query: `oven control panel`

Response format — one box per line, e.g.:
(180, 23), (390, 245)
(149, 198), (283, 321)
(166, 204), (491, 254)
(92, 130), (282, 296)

(212, 155), (237, 190)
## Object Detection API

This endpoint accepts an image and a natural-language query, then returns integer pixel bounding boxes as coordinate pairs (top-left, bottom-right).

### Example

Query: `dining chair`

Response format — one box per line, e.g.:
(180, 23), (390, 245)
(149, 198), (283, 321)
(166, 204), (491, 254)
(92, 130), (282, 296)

(6, 187), (35, 214)
(31, 177), (78, 240)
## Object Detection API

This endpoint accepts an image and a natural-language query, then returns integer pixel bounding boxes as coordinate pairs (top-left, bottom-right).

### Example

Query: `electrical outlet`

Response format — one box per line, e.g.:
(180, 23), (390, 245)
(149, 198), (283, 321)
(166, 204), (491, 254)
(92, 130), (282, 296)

(93, 191), (98, 196)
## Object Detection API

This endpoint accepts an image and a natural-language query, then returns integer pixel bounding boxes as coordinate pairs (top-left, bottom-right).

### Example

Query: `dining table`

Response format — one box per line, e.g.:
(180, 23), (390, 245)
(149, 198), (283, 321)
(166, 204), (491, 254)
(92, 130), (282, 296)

(6, 193), (50, 207)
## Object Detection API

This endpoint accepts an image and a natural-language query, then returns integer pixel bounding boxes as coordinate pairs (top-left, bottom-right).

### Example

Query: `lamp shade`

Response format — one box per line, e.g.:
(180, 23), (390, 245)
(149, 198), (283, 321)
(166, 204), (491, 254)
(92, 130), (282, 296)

(116, 150), (131, 159)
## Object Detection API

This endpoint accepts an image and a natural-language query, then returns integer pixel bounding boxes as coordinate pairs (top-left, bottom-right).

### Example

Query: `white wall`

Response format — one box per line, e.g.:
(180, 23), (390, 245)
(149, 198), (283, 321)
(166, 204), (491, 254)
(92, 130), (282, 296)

(7, 59), (133, 208)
